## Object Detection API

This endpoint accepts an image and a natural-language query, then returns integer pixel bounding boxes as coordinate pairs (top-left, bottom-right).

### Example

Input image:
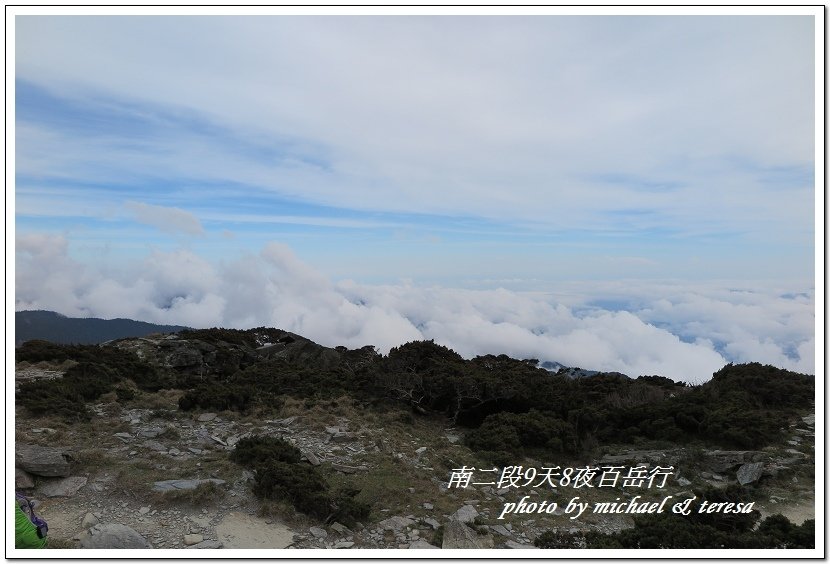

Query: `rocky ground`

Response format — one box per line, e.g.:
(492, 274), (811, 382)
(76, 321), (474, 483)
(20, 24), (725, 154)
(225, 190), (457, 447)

(14, 363), (816, 551)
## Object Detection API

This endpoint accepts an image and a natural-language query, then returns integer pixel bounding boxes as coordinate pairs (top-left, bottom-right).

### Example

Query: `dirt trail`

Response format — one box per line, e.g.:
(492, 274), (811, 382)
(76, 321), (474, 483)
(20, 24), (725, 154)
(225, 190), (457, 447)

(215, 512), (294, 549)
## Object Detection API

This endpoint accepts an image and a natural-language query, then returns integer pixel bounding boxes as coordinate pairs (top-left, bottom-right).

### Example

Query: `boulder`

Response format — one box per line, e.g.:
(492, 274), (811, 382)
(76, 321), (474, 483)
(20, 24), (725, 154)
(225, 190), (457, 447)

(452, 505), (479, 524)
(197, 413), (217, 422)
(736, 462), (764, 485)
(16, 444), (71, 477)
(82, 513), (100, 529)
(80, 524), (152, 549)
(39, 476), (88, 497)
(442, 518), (487, 549)
(409, 539), (440, 549)
(309, 527), (328, 539)
(15, 468), (35, 489)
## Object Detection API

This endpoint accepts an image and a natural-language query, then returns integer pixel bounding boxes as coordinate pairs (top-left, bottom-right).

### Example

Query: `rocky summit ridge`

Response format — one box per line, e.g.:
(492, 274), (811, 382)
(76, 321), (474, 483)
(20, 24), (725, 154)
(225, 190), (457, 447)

(14, 327), (816, 550)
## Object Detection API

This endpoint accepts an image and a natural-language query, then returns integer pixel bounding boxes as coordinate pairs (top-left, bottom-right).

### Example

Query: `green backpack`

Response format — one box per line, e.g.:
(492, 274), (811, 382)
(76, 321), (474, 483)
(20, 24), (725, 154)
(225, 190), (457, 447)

(15, 495), (47, 549)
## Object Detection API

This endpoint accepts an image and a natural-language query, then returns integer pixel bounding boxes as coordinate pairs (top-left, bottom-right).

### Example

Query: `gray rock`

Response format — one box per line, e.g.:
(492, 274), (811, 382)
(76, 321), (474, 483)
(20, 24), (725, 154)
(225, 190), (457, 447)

(333, 541), (354, 549)
(442, 519), (486, 549)
(676, 476), (692, 487)
(143, 441), (168, 453)
(304, 451), (321, 466)
(423, 518), (440, 530)
(15, 468), (35, 489)
(330, 432), (356, 443)
(197, 413), (217, 422)
(491, 524), (511, 538)
(415, 447), (427, 455)
(378, 516), (415, 531)
(330, 522), (350, 534)
(82, 513), (99, 529)
(186, 540), (224, 549)
(409, 539), (440, 549)
(16, 444), (71, 477)
(309, 526), (328, 539)
(452, 505), (479, 524)
(504, 539), (539, 549)
(183, 533), (204, 546)
(80, 524), (152, 549)
(138, 427), (165, 439)
(703, 450), (764, 473)
(737, 462), (764, 485)
(152, 478), (225, 492)
(39, 476), (88, 497)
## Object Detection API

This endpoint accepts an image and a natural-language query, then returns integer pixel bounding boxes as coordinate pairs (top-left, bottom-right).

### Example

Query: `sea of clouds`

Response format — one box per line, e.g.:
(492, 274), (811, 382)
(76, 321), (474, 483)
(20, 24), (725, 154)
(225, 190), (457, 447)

(15, 235), (815, 384)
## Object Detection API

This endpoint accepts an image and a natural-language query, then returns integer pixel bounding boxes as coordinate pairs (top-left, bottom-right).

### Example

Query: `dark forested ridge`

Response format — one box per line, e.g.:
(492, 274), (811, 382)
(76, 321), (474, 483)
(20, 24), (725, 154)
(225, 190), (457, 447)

(16, 327), (814, 458)
(15, 310), (188, 345)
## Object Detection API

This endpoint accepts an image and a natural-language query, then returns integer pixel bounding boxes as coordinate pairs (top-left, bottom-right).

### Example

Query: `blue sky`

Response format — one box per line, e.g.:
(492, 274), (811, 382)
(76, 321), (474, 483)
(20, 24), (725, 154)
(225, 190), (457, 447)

(12, 11), (819, 381)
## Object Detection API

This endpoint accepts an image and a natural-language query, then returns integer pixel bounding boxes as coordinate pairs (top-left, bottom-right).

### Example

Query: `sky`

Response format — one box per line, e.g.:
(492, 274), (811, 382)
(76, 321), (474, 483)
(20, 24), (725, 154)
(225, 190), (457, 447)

(11, 10), (820, 383)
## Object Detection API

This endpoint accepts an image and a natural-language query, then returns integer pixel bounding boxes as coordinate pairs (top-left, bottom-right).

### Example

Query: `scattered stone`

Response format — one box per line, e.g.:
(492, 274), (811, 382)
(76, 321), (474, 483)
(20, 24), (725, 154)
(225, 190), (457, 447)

(676, 476), (692, 487)
(378, 516), (415, 531)
(143, 441), (168, 453)
(39, 476), (88, 498)
(415, 447), (427, 455)
(409, 539), (439, 549)
(152, 478), (226, 492)
(80, 524), (152, 549)
(197, 413), (217, 422)
(138, 427), (165, 438)
(330, 522), (350, 535)
(442, 519), (486, 549)
(504, 539), (538, 549)
(423, 503), (434, 510)
(309, 527), (328, 539)
(188, 448), (203, 455)
(183, 534), (204, 546)
(16, 444), (71, 477)
(168, 448), (181, 456)
(186, 540), (224, 549)
(445, 434), (460, 444)
(331, 432), (356, 443)
(333, 541), (354, 549)
(491, 524), (511, 537)
(423, 518), (440, 530)
(452, 505), (478, 524)
(325, 426), (342, 434)
(138, 506), (151, 515)
(737, 462), (764, 485)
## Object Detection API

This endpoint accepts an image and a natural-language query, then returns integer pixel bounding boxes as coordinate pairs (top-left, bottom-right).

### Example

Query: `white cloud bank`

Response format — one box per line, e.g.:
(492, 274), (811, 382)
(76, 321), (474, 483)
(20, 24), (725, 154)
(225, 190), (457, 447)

(15, 236), (814, 384)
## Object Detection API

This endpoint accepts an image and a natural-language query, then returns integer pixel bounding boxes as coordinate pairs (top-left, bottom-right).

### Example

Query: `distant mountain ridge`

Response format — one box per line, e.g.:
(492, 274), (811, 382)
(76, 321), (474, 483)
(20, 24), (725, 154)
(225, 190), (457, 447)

(15, 310), (188, 346)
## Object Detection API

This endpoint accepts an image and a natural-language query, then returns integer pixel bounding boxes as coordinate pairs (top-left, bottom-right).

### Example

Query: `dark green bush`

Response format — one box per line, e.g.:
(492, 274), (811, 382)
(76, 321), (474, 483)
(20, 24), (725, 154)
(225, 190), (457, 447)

(230, 436), (303, 467)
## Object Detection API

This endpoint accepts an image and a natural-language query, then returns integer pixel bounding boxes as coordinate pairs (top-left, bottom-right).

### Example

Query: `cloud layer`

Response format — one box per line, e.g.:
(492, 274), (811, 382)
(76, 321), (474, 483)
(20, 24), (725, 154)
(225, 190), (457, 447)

(15, 235), (814, 384)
